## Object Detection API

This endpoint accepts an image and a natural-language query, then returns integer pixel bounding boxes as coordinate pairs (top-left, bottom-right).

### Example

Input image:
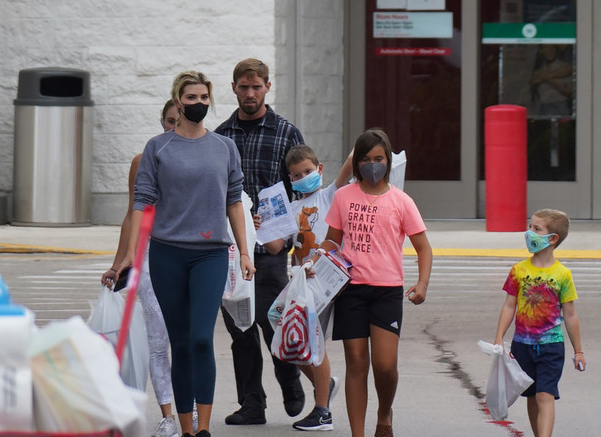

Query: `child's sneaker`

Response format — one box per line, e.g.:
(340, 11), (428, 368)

(328, 376), (340, 407)
(292, 407), (333, 431)
(151, 415), (178, 437)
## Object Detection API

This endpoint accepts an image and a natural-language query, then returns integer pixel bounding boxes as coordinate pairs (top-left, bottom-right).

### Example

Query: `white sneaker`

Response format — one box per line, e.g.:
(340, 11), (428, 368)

(192, 404), (199, 432)
(152, 415), (178, 437)
(328, 376), (340, 407)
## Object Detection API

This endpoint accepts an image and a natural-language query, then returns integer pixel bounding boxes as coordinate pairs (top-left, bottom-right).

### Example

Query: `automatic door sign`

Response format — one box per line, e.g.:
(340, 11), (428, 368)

(278, 300), (312, 363)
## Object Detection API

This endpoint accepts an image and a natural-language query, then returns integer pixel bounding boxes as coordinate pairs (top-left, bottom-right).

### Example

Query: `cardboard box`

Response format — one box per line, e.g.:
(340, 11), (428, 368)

(307, 250), (351, 315)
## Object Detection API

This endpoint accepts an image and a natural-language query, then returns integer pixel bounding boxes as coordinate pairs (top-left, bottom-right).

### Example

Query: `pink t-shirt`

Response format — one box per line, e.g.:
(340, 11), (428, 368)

(325, 183), (426, 286)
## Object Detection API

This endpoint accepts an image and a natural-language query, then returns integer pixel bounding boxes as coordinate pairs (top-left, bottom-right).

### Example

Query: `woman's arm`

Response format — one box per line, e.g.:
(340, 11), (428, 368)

(101, 155), (141, 285)
(405, 231), (432, 305)
(227, 201), (256, 280)
(117, 208), (144, 277)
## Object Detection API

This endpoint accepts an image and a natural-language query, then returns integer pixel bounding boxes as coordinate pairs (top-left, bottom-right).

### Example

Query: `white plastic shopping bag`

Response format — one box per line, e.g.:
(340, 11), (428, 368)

(87, 286), (149, 391)
(269, 267), (335, 341)
(268, 266), (301, 331)
(223, 191), (256, 331)
(271, 264), (325, 367)
(477, 340), (534, 420)
(29, 316), (146, 435)
(389, 150), (407, 190)
(0, 306), (36, 431)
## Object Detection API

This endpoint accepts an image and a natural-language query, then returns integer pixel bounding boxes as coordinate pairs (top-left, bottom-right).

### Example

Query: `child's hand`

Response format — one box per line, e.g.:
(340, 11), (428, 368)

(573, 352), (586, 372)
(253, 214), (262, 230)
(302, 251), (322, 278)
(302, 259), (317, 278)
(405, 281), (427, 305)
(493, 341), (506, 354)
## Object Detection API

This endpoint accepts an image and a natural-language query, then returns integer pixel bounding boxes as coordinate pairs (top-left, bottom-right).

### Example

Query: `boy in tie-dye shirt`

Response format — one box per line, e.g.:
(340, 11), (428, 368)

(494, 209), (585, 437)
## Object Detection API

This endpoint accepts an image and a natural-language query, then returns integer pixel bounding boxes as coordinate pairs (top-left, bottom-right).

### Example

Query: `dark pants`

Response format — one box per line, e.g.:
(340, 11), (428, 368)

(221, 251), (301, 410)
(149, 240), (228, 412)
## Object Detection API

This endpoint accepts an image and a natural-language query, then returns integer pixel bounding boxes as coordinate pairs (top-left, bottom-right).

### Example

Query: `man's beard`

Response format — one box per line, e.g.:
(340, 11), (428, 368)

(239, 96), (265, 116)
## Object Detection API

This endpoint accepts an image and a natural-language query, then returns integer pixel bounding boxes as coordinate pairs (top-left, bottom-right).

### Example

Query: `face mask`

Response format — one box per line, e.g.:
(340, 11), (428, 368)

(524, 230), (555, 253)
(291, 170), (322, 193)
(359, 162), (387, 185)
(182, 102), (209, 123)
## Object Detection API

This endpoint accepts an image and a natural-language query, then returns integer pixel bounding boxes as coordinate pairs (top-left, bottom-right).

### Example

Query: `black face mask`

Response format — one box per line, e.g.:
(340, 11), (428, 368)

(182, 102), (209, 123)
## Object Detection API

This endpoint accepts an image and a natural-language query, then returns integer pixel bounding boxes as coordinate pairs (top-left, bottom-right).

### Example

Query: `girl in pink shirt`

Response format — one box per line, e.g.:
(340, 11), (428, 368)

(316, 129), (432, 437)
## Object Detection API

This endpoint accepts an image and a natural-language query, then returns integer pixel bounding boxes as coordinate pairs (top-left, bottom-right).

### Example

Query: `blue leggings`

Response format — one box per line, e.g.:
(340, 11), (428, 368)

(149, 239), (227, 412)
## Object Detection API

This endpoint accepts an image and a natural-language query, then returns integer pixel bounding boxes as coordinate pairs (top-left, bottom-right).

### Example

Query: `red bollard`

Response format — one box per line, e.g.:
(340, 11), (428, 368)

(485, 105), (527, 232)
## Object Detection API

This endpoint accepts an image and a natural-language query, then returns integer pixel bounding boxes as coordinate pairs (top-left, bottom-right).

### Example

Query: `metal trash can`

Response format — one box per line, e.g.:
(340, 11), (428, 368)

(12, 67), (94, 226)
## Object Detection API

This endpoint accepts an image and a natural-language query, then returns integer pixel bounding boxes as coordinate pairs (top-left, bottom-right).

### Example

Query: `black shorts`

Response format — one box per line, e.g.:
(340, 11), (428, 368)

(511, 341), (564, 399)
(332, 283), (403, 340)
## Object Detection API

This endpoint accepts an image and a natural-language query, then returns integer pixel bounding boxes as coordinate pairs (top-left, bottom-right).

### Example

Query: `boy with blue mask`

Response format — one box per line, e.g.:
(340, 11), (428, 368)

(493, 208), (585, 437)
(259, 145), (353, 265)
(256, 144), (352, 431)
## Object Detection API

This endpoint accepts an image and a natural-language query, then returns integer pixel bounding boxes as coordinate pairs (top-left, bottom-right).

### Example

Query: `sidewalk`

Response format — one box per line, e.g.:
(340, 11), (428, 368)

(1, 219), (600, 258)
(2, 219), (598, 437)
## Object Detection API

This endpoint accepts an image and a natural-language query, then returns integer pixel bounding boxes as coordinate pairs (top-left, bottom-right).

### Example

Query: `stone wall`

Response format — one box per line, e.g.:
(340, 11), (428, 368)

(0, 0), (345, 224)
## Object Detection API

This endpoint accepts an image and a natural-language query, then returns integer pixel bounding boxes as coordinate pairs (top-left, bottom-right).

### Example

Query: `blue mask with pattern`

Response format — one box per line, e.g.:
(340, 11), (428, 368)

(524, 230), (554, 253)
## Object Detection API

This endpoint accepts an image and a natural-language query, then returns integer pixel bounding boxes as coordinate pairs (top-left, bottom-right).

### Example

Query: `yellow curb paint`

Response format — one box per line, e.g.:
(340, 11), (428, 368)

(0, 243), (114, 255)
(403, 248), (601, 259)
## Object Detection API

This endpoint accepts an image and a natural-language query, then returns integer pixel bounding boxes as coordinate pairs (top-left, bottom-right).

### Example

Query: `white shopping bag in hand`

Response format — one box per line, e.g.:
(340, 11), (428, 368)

(271, 264), (325, 367)
(88, 286), (149, 392)
(477, 340), (534, 420)
(223, 191), (256, 331)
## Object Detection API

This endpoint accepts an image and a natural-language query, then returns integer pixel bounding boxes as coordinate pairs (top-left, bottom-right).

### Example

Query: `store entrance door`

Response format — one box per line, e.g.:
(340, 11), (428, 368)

(347, 0), (478, 218)
(480, 0), (593, 218)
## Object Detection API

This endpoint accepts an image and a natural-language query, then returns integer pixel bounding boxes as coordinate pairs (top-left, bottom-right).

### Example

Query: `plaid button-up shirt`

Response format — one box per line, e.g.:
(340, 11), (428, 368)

(216, 105), (305, 253)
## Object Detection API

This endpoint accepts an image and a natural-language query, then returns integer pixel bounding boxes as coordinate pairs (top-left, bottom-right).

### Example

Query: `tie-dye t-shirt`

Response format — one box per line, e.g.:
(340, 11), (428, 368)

(503, 258), (577, 345)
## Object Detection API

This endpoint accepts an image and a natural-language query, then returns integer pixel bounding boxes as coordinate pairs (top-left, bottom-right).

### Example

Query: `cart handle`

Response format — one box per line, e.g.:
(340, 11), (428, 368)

(115, 205), (155, 366)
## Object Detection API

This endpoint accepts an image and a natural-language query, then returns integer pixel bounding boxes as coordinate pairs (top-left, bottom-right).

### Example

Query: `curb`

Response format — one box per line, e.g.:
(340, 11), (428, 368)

(2, 244), (599, 259)
(0, 243), (114, 255)
(404, 248), (601, 259)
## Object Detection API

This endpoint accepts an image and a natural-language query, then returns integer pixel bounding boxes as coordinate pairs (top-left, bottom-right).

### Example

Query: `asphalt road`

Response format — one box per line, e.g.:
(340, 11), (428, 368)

(2, 252), (599, 436)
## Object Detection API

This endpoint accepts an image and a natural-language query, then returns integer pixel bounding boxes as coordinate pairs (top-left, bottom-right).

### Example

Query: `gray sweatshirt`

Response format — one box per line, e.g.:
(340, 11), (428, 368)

(133, 130), (243, 250)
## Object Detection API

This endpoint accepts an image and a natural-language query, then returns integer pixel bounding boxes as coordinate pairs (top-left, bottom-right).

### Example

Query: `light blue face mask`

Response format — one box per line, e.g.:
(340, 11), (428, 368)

(524, 230), (555, 253)
(291, 170), (322, 193)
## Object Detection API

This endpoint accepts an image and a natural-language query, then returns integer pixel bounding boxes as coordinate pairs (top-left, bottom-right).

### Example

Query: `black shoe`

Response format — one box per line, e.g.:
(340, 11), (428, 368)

(224, 407), (266, 425)
(293, 407), (333, 431)
(195, 431), (211, 437)
(283, 380), (305, 417)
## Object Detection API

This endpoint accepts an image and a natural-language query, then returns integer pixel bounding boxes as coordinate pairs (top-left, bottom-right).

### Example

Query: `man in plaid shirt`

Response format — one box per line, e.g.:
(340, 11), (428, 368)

(216, 59), (306, 426)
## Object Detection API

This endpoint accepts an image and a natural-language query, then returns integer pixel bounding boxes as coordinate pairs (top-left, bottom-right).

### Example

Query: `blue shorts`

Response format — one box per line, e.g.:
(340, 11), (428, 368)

(332, 283), (403, 340)
(511, 341), (564, 399)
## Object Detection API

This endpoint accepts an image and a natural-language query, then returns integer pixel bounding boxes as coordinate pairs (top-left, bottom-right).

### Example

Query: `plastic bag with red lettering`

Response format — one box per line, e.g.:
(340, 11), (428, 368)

(222, 191), (256, 331)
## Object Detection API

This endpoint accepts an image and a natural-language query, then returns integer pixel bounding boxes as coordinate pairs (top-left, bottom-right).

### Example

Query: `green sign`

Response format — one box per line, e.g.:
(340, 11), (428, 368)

(482, 23), (576, 44)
